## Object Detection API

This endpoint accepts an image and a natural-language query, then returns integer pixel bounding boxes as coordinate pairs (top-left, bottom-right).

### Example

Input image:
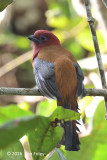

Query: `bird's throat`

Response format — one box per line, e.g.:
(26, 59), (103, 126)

(32, 43), (40, 61)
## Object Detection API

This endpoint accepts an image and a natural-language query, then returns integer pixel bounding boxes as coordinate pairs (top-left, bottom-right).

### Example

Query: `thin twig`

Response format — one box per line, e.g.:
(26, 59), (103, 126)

(0, 87), (107, 97)
(0, 50), (32, 77)
(84, 0), (107, 119)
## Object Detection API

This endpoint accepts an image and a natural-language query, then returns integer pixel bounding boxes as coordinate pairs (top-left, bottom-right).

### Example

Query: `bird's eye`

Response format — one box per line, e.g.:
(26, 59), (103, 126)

(40, 35), (47, 41)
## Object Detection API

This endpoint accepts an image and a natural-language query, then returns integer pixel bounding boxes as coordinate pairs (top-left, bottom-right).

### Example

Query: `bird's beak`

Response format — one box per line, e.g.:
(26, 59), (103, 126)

(28, 35), (40, 44)
(28, 35), (35, 41)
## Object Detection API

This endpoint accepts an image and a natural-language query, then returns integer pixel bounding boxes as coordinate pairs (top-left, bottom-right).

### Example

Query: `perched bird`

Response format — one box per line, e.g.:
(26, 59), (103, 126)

(28, 30), (85, 151)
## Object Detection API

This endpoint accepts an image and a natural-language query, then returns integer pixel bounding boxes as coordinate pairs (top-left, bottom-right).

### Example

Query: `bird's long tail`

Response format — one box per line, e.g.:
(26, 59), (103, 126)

(60, 103), (80, 151)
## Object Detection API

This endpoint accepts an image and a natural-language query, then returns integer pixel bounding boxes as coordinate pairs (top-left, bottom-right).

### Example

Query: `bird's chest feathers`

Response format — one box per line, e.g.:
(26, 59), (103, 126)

(35, 45), (65, 63)
(33, 58), (54, 76)
(37, 51), (57, 63)
(35, 45), (77, 63)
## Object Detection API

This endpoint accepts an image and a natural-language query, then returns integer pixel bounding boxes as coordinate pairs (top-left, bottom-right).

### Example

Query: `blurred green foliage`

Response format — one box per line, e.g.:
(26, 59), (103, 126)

(77, 29), (106, 53)
(0, 0), (13, 12)
(0, 104), (33, 124)
(0, 0), (107, 160)
(0, 32), (30, 51)
(46, 0), (107, 61)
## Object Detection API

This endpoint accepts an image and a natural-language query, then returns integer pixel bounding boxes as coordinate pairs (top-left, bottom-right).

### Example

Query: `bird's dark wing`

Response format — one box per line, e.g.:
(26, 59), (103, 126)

(33, 58), (62, 100)
(73, 62), (85, 97)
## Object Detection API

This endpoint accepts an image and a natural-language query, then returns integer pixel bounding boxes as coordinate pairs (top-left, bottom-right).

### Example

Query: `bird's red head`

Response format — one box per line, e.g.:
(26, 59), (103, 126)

(28, 30), (61, 65)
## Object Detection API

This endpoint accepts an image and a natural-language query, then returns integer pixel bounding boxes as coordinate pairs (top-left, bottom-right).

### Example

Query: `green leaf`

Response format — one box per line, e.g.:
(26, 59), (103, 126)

(0, 141), (25, 160)
(28, 126), (63, 160)
(0, 0), (13, 12)
(0, 104), (80, 159)
(0, 115), (48, 149)
(0, 113), (63, 159)
(28, 105), (80, 160)
(0, 104), (33, 124)
(54, 100), (107, 160)
(49, 106), (80, 122)
(36, 99), (57, 117)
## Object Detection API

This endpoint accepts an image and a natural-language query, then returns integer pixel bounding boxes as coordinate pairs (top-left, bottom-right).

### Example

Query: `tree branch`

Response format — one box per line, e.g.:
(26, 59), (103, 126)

(84, 0), (107, 119)
(0, 87), (107, 97)
(0, 87), (42, 96)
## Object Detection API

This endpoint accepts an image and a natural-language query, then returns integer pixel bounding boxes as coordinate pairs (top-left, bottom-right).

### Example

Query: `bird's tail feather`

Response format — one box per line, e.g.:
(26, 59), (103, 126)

(60, 103), (80, 151)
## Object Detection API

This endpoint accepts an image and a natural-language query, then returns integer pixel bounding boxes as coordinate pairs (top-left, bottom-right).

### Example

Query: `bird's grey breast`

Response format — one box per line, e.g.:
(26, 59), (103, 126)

(33, 58), (62, 100)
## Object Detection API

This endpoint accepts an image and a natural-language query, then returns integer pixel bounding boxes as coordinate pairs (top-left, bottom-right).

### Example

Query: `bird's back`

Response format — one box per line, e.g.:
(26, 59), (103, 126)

(37, 45), (78, 107)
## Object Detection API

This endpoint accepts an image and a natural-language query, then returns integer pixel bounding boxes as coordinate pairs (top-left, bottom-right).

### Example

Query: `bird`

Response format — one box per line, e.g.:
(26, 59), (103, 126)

(28, 30), (85, 151)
